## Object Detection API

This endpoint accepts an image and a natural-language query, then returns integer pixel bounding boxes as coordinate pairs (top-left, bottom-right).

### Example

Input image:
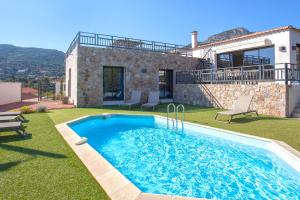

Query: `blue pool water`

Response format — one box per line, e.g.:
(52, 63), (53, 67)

(69, 115), (300, 199)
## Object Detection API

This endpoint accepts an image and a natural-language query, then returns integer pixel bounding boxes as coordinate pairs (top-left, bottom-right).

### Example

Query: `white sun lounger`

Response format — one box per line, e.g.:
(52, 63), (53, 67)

(215, 95), (258, 123)
(0, 116), (19, 122)
(141, 91), (160, 110)
(0, 111), (26, 122)
(0, 121), (27, 136)
(122, 90), (142, 109)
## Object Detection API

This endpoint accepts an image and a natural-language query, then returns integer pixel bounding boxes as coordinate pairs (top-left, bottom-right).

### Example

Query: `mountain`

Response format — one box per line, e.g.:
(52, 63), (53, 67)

(186, 27), (252, 47)
(0, 44), (65, 80)
(202, 27), (252, 44)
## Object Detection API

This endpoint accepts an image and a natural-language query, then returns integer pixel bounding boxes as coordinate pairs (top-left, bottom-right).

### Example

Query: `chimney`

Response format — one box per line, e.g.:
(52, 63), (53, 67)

(191, 31), (198, 49)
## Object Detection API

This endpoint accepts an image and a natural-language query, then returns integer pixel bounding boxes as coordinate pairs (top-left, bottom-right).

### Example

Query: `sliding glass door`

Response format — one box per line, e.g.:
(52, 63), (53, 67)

(159, 69), (173, 99)
(103, 66), (124, 101)
(217, 46), (275, 68)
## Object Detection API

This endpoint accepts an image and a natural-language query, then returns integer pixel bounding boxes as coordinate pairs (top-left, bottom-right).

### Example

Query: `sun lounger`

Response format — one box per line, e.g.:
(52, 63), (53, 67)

(0, 111), (26, 122)
(0, 116), (19, 122)
(0, 121), (27, 136)
(215, 95), (258, 123)
(141, 91), (160, 110)
(122, 90), (141, 109)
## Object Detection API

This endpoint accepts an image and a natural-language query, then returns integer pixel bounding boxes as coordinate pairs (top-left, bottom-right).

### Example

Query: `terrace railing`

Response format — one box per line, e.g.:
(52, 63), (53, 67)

(66, 32), (192, 57)
(176, 63), (300, 85)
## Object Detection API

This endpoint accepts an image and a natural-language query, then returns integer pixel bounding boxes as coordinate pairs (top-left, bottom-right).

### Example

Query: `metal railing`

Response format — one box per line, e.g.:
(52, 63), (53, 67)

(176, 63), (300, 85)
(66, 32), (192, 57)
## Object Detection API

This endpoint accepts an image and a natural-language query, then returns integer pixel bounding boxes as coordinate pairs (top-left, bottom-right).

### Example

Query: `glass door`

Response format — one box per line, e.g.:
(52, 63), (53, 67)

(103, 66), (124, 101)
(159, 69), (173, 99)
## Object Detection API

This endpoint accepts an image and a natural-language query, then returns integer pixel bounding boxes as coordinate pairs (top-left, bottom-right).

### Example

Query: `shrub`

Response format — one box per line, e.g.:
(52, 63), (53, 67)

(36, 105), (48, 113)
(20, 106), (35, 114)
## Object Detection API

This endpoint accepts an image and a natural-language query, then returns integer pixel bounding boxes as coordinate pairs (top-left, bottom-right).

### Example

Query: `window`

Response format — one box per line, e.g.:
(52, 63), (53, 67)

(103, 66), (124, 101)
(159, 69), (173, 99)
(217, 46), (275, 68)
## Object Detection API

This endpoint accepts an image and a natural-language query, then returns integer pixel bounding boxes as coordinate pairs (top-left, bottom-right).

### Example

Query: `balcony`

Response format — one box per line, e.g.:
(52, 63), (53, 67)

(66, 32), (192, 57)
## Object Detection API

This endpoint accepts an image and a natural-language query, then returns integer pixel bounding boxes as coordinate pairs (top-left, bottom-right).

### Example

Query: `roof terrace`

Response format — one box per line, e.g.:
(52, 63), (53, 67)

(66, 32), (192, 57)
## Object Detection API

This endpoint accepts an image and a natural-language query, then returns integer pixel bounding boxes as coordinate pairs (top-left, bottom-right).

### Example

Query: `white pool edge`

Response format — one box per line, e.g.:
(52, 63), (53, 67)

(56, 113), (300, 200)
(56, 114), (204, 200)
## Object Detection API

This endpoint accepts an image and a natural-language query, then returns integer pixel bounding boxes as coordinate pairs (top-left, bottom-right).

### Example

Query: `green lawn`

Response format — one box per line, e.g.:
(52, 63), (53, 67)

(1, 105), (300, 199)
(0, 113), (109, 200)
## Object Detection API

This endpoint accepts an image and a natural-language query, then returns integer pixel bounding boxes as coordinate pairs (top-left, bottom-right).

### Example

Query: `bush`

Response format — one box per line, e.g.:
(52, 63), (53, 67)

(36, 105), (48, 113)
(20, 106), (35, 114)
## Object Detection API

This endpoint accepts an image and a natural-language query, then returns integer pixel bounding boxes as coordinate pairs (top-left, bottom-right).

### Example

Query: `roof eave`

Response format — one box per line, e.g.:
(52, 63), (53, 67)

(196, 25), (297, 49)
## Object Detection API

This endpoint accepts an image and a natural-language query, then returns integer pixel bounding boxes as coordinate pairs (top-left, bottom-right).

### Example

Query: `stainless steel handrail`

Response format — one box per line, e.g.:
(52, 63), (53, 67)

(176, 104), (185, 131)
(167, 103), (176, 129)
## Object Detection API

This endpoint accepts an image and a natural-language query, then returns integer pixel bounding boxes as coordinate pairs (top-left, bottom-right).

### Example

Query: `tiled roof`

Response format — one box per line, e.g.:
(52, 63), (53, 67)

(197, 25), (300, 49)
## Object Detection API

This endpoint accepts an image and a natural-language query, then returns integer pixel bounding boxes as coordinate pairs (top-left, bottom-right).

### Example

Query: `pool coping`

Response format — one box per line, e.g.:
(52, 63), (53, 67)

(55, 113), (300, 200)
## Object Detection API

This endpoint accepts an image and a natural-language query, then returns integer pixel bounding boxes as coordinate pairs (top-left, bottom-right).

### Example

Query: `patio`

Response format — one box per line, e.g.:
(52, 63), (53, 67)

(0, 99), (74, 112)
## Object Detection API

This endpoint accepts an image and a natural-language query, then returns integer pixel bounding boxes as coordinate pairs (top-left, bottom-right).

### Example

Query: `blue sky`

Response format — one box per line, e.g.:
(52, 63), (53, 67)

(1, 0), (300, 52)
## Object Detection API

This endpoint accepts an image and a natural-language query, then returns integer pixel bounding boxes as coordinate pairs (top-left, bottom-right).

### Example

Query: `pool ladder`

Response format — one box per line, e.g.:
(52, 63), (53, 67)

(167, 103), (185, 131)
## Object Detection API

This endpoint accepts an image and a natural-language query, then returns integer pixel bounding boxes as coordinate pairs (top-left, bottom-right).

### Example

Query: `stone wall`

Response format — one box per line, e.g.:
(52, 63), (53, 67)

(174, 83), (288, 117)
(75, 46), (199, 107)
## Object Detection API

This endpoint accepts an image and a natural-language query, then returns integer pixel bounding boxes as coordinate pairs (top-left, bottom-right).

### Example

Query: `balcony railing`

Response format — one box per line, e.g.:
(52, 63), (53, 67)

(176, 63), (300, 85)
(66, 32), (192, 57)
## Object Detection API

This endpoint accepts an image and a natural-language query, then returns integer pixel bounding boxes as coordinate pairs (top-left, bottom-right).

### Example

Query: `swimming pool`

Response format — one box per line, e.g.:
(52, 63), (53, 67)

(68, 114), (300, 199)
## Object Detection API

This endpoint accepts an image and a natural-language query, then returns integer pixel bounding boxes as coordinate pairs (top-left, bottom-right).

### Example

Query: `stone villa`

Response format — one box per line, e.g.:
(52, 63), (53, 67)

(65, 26), (300, 117)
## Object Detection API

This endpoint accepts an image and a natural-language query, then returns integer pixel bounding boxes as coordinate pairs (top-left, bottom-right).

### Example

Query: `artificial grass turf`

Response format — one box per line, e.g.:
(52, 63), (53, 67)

(1, 105), (300, 199)
(0, 113), (109, 200)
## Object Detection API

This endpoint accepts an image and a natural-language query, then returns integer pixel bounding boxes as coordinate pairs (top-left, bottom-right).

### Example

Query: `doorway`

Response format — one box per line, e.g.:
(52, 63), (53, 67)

(103, 66), (124, 101)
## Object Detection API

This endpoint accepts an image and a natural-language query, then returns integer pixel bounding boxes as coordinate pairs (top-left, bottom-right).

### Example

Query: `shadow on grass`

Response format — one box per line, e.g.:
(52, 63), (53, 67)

(0, 157), (35, 171)
(0, 133), (32, 144)
(0, 143), (67, 159)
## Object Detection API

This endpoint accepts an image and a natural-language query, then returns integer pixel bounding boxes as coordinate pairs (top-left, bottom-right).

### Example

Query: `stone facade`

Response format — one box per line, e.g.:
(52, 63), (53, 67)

(67, 46), (199, 107)
(66, 45), (295, 117)
(174, 83), (288, 117)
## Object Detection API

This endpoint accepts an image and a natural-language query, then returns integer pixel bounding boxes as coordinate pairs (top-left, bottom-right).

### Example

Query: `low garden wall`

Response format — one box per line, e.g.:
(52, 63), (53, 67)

(174, 83), (288, 117)
(0, 82), (22, 105)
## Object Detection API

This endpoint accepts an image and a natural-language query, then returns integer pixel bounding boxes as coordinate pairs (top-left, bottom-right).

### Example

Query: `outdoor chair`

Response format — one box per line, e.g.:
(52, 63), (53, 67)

(121, 90), (142, 109)
(141, 91), (160, 110)
(0, 116), (19, 122)
(215, 95), (258, 123)
(0, 121), (27, 136)
(0, 111), (26, 122)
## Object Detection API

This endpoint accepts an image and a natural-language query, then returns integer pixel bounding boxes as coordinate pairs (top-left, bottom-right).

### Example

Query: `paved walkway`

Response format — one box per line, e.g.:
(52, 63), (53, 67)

(0, 99), (74, 112)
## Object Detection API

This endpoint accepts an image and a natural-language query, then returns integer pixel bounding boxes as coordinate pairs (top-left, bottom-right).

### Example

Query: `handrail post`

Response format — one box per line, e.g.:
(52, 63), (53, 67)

(241, 66), (244, 84)
(167, 103), (176, 129)
(285, 63), (289, 85)
(152, 41), (154, 51)
(176, 104), (185, 131)
(258, 65), (262, 81)
(77, 32), (81, 45)
(95, 34), (98, 46)
(262, 65), (265, 80)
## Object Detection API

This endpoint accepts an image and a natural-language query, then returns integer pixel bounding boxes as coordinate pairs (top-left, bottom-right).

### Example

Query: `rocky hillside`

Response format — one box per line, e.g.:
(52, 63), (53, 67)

(202, 27), (252, 44)
(0, 44), (65, 80)
(186, 27), (252, 47)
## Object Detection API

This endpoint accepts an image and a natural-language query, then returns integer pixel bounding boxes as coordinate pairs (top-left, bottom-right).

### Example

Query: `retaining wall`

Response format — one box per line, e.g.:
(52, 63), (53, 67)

(174, 83), (288, 117)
